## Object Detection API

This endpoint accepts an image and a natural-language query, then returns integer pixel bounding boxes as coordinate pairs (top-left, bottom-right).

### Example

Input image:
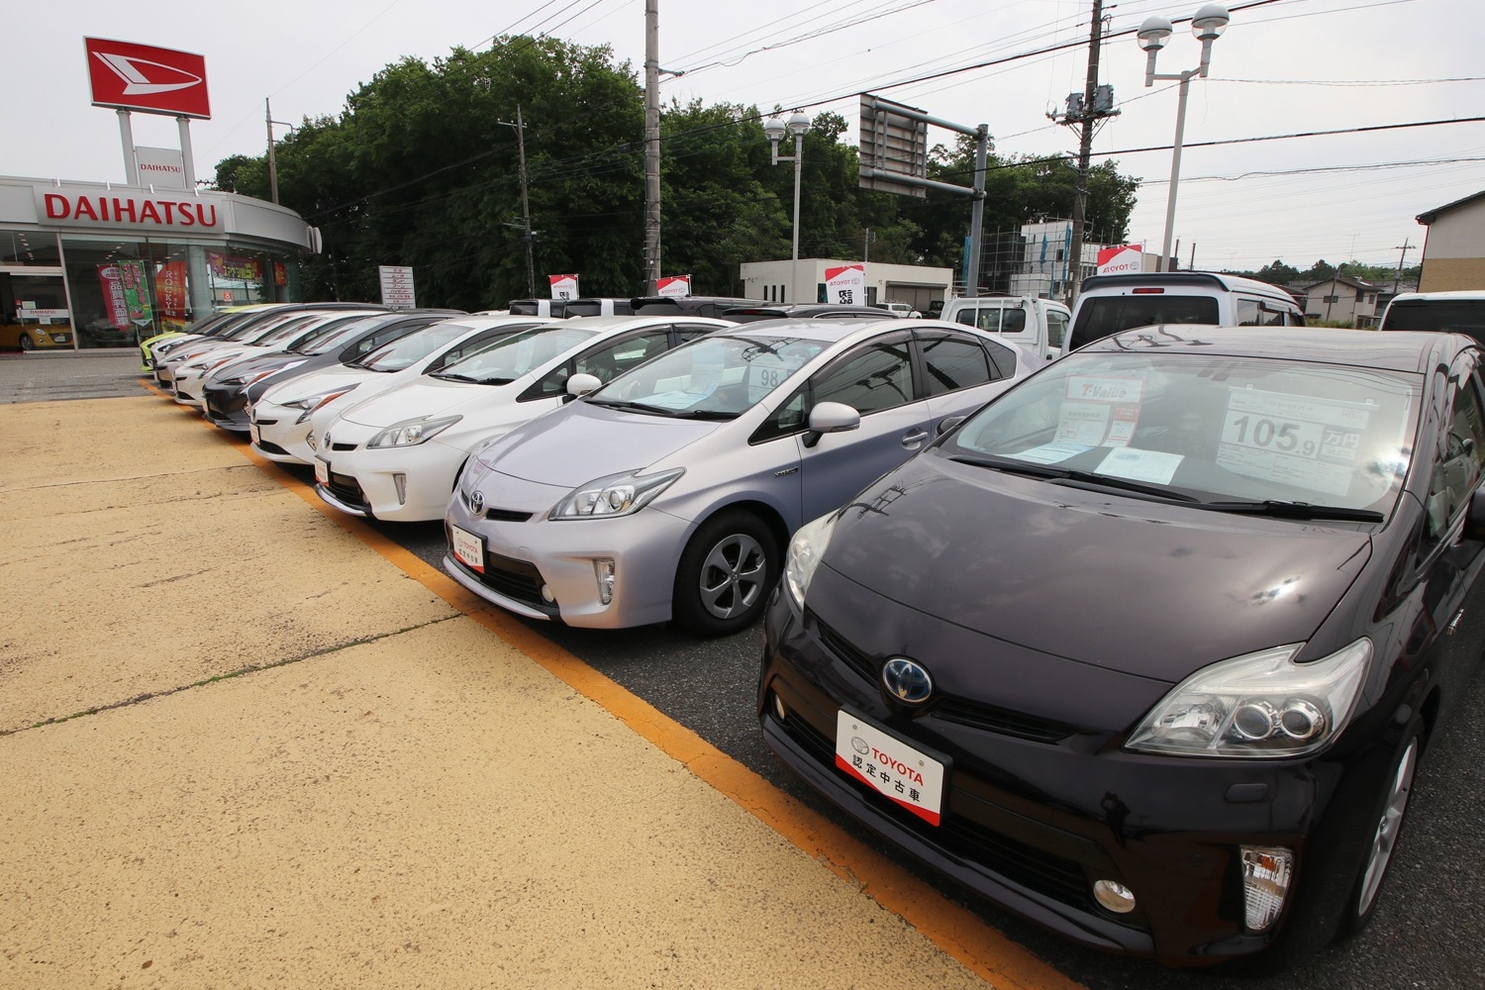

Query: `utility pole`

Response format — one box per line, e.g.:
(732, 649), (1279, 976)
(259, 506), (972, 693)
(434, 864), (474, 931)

(643, 0), (662, 294)
(1393, 238), (1413, 293)
(499, 106), (536, 298)
(1056, 0), (1116, 307)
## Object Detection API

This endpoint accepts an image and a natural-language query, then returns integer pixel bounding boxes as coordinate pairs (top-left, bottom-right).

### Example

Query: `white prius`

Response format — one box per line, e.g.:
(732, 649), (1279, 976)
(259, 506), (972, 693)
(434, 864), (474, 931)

(311, 315), (735, 522)
(248, 315), (551, 466)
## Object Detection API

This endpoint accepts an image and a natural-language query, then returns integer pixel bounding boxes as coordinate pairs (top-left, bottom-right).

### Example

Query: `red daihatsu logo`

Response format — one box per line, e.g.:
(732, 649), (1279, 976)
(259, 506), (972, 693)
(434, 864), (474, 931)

(84, 38), (211, 119)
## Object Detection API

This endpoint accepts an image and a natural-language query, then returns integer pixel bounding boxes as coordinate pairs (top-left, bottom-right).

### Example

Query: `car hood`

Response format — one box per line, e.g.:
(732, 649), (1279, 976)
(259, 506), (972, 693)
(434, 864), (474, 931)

(263, 365), (372, 404)
(479, 403), (725, 488)
(337, 377), (508, 427)
(817, 451), (1373, 683)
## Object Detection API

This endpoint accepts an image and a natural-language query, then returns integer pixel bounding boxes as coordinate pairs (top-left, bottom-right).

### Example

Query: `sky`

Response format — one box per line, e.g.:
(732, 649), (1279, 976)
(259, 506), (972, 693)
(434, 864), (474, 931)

(6, 0), (1482, 277)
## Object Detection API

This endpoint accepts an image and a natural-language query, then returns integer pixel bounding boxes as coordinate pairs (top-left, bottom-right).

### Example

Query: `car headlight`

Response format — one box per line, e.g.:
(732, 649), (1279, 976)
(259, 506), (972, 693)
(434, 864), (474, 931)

(549, 468), (684, 520)
(784, 511), (839, 607)
(284, 385), (358, 424)
(368, 415), (462, 448)
(1125, 638), (1372, 758)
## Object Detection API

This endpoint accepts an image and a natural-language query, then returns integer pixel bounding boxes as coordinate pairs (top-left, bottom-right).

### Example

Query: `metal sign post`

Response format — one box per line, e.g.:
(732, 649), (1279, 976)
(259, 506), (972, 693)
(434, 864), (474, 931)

(858, 95), (988, 297)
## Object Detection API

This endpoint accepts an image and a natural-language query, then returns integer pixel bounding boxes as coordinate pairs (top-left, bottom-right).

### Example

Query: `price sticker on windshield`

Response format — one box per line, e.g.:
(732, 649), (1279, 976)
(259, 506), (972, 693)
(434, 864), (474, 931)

(1217, 389), (1374, 495)
(746, 357), (792, 402)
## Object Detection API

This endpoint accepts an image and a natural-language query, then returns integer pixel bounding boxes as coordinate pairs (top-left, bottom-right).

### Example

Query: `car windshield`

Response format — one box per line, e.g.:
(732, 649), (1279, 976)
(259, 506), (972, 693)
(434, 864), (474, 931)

(589, 334), (826, 417)
(437, 325), (600, 382)
(294, 317), (386, 355)
(944, 351), (1420, 515)
(354, 321), (482, 371)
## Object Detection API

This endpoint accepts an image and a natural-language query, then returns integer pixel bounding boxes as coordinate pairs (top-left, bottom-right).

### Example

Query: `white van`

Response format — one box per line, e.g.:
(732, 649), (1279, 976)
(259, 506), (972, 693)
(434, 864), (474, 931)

(1378, 291), (1485, 342)
(939, 295), (1071, 362)
(1064, 272), (1304, 354)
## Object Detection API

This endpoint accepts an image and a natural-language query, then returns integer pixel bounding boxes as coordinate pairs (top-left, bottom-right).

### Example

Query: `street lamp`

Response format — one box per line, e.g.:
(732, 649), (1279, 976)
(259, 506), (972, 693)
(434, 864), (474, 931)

(265, 97), (296, 205)
(764, 112), (812, 302)
(1137, 3), (1230, 272)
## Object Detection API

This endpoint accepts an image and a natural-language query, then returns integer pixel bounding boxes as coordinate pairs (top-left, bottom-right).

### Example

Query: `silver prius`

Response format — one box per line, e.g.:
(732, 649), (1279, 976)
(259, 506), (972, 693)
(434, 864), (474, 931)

(443, 319), (1040, 635)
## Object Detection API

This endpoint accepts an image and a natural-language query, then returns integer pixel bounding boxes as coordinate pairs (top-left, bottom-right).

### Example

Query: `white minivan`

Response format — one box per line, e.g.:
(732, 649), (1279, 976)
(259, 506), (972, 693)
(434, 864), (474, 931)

(1064, 272), (1304, 354)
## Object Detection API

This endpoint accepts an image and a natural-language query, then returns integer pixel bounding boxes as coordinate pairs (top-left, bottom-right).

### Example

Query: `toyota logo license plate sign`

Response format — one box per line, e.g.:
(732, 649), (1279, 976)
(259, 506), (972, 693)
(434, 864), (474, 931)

(85, 38), (211, 119)
(834, 710), (946, 826)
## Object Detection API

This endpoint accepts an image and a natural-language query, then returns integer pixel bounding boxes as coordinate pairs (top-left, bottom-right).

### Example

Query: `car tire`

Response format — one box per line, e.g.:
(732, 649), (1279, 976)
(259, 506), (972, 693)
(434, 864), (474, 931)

(672, 510), (777, 637)
(19, 335), (34, 351)
(1337, 715), (1423, 938)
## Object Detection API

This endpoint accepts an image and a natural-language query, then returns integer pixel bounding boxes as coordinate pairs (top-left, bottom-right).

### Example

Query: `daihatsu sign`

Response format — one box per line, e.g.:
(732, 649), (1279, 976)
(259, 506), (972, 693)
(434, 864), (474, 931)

(84, 38), (211, 119)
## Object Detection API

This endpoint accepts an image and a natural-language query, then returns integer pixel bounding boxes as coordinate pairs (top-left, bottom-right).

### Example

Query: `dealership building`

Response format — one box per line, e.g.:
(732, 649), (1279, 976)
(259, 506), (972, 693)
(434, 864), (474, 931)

(1, 38), (320, 352)
(0, 176), (319, 351)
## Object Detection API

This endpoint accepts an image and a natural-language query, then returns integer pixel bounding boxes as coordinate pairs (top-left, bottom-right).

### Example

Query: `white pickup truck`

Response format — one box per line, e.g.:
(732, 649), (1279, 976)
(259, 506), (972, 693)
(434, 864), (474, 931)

(938, 295), (1071, 362)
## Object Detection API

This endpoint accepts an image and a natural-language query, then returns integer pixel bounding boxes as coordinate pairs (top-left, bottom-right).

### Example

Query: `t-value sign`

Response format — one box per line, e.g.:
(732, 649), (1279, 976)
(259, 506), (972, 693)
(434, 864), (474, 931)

(85, 38), (211, 119)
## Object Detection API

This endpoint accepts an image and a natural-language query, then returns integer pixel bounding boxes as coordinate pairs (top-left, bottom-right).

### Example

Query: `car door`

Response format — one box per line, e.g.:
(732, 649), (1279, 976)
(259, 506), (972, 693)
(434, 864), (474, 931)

(793, 330), (930, 522)
(1410, 350), (1485, 711)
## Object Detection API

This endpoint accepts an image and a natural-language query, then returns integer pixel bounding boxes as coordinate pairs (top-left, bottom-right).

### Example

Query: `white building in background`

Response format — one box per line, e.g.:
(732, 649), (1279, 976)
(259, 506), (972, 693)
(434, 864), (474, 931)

(739, 259), (953, 315)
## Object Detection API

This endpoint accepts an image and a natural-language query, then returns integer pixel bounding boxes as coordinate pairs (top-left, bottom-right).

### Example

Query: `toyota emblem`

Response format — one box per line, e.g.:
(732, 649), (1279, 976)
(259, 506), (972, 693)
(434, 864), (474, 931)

(470, 491), (485, 514)
(881, 657), (933, 705)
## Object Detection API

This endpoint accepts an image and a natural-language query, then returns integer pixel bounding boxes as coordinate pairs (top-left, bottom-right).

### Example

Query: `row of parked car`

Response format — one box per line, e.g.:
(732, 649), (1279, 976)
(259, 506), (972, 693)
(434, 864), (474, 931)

(139, 284), (1485, 972)
(142, 298), (1040, 635)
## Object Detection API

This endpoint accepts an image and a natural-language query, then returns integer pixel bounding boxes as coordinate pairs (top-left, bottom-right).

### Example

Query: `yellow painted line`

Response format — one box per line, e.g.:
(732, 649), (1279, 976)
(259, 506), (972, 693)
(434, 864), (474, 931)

(189, 415), (1089, 990)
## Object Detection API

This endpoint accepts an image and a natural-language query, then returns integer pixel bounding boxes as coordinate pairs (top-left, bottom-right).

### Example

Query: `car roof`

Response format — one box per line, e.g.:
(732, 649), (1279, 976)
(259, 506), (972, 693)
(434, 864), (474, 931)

(559, 314), (734, 332)
(1077, 271), (1297, 299)
(1083, 324), (1466, 373)
(716, 316), (999, 346)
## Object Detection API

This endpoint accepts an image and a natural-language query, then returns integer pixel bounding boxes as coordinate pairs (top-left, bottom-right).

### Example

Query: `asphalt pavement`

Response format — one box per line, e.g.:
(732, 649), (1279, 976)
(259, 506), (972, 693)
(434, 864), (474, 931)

(5, 350), (1479, 990)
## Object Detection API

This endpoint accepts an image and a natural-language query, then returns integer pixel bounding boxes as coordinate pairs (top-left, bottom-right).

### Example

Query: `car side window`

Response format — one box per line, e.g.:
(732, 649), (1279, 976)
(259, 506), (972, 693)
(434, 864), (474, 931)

(427, 329), (509, 372)
(1236, 298), (1262, 326)
(918, 332), (993, 396)
(810, 339), (914, 415)
(1421, 360), (1485, 551)
(672, 324), (718, 343)
(1046, 310), (1069, 349)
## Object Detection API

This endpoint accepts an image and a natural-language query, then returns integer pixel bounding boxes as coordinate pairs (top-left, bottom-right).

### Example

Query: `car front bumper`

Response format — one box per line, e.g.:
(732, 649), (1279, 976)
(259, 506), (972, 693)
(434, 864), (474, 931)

(248, 400), (315, 464)
(442, 482), (689, 629)
(757, 584), (1389, 966)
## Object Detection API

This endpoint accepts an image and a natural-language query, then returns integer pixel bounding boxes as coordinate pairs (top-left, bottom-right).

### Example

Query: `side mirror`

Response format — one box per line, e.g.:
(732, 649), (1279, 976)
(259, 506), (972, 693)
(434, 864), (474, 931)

(566, 372), (603, 398)
(803, 401), (860, 448)
(936, 416), (965, 437)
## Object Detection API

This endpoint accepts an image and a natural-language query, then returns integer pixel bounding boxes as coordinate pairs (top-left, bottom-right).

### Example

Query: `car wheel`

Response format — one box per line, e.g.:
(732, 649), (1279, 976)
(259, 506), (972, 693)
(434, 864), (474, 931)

(19, 335), (34, 351)
(1340, 716), (1423, 937)
(672, 510), (776, 636)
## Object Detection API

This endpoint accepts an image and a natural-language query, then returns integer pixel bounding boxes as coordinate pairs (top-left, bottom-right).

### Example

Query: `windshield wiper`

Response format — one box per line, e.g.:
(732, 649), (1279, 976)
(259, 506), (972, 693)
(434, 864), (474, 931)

(668, 409), (738, 420)
(585, 397), (682, 416)
(430, 372), (481, 383)
(1197, 500), (1385, 522)
(948, 452), (1199, 502)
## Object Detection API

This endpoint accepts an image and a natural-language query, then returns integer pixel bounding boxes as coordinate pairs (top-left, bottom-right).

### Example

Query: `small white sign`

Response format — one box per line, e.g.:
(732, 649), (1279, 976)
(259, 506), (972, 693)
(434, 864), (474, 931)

(378, 265), (416, 310)
(824, 264), (866, 306)
(657, 275), (690, 297)
(135, 146), (188, 190)
(549, 274), (579, 300)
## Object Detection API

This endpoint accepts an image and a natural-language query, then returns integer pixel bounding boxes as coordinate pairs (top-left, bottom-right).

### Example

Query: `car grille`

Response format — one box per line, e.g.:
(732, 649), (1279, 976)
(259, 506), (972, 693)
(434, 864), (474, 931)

(483, 508), (534, 522)
(330, 441), (358, 451)
(325, 471), (371, 512)
(772, 709), (1096, 915)
(255, 439), (289, 456)
(811, 615), (1075, 744)
(458, 549), (554, 614)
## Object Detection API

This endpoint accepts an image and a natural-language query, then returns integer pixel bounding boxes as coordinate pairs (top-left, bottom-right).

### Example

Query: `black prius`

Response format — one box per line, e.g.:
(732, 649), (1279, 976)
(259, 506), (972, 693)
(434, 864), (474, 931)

(759, 325), (1485, 969)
